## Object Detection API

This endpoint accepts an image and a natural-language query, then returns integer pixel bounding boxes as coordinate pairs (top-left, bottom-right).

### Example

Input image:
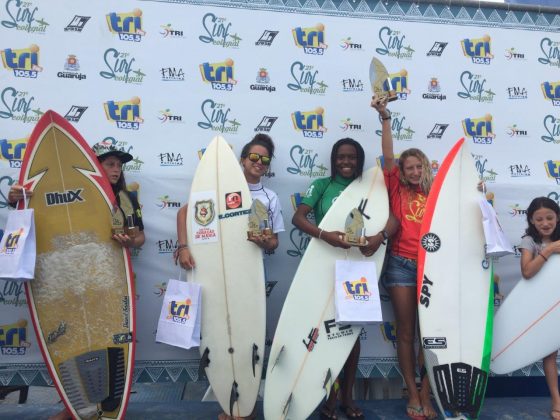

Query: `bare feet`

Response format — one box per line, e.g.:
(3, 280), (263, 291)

(419, 394), (437, 419)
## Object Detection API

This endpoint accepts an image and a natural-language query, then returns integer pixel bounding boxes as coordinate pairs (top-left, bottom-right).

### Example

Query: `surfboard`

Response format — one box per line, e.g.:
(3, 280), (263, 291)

(417, 138), (494, 419)
(263, 166), (388, 420)
(491, 255), (560, 374)
(19, 110), (135, 419)
(187, 135), (265, 417)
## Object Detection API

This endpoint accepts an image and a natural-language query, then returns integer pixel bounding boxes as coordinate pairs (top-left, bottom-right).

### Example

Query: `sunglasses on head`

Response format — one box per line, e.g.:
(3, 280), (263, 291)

(247, 152), (271, 166)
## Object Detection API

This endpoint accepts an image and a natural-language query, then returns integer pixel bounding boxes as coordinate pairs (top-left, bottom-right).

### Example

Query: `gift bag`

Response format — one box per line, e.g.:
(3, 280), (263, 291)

(156, 271), (201, 350)
(478, 198), (514, 257)
(0, 189), (36, 281)
(335, 260), (382, 324)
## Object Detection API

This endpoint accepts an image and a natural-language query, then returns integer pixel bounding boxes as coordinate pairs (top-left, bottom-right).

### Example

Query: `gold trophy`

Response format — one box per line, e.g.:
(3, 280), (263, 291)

(343, 208), (367, 246)
(247, 199), (272, 240)
(369, 57), (397, 102)
(111, 210), (137, 237)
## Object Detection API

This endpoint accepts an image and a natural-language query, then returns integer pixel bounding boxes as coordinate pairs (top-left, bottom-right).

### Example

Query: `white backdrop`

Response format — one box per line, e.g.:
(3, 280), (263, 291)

(1, 0), (560, 385)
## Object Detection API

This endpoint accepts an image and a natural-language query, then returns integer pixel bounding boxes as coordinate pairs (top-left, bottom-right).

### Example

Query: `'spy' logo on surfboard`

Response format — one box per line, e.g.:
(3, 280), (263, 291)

(194, 199), (215, 226)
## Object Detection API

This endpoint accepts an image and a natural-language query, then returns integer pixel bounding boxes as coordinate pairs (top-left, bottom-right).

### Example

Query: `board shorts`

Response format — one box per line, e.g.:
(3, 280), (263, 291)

(381, 253), (417, 288)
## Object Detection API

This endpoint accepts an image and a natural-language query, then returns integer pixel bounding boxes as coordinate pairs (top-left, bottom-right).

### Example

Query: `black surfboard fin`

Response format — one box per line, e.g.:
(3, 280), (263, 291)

(282, 392), (293, 417)
(198, 347), (210, 380)
(251, 344), (260, 377)
(270, 345), (285, 372)
(229, 381), (239, 416)
(323, 368), (333, 396)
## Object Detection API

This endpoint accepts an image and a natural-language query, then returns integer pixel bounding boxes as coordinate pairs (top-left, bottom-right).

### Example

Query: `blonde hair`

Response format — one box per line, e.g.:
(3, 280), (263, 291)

(398, 148), (433, 196)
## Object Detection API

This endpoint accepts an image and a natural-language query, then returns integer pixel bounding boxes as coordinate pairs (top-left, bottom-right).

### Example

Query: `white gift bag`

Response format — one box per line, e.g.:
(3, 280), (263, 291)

(156, 270), (201, 350)
(0, 189), (36, 281)
(335, 260), (382, 324)
(478, 198), (514, 257)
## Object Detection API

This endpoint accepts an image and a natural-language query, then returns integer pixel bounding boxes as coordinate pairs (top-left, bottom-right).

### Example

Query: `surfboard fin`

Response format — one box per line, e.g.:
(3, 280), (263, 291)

(282, 393), (293, 417)
(270, 345), (285, 372)
(323, 368), (333, 396)
(229, 381), (239, 415)
(433, 362), (487, 418)
(251, 344), (260, 377)
(198, 347), (210, 379)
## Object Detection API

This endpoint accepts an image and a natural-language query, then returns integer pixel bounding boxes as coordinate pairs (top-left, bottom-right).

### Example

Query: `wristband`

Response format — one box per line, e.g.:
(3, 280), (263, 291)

(318, 229), (324, 240)
(176, 244), (188, 251)
(539, 252), (548, 262)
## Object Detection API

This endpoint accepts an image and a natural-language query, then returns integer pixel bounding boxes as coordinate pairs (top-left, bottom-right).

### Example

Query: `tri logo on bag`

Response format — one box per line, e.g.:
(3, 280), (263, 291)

(167, 298), (192, 324)
(0, 228), (24, 254)
(343, 277), (371, 301)
(194, 200), (215, 226)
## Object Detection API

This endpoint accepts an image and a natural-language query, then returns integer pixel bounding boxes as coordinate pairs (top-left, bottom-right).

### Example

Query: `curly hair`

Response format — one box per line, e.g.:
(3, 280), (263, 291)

(398, 148), (433, 196)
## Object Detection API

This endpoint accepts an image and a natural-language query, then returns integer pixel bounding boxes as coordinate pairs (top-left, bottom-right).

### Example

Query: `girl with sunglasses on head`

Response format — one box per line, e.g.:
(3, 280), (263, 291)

(175, 133), (284, 420)
(519, 197), (560, 420)
(292, 137), (398, 420)
(371, 96), (436, 420)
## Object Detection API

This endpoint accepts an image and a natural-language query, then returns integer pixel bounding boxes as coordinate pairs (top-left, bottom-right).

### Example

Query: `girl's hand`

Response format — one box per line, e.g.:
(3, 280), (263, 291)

(247, 234), (277, 251)
(174, 247), (195, 269)
(7, 184), (33, 204)
(320, 230), (351, 249)
(546, 240), (560, 256)
(112, 233), (135, 248)
(360, 234), (384, 257)
(370, 95), (389, 115)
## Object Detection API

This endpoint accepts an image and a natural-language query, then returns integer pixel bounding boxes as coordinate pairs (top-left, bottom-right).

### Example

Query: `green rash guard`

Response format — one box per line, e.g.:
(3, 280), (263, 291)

(300, 174), (353, 225)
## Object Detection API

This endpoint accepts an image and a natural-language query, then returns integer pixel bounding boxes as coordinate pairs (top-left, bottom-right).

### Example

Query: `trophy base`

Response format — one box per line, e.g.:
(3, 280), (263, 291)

(247, 229), (273, 240)
(343, 234), (367, 247)
(383, 90), (398, 102)
(112, 227), (138, 237)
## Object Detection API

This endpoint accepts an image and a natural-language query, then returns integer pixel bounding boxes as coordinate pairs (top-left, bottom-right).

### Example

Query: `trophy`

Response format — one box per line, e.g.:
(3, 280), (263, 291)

(343, 208), (367, 246)
(247, 199), (272, 240)
(111, 210), (137, 237)
(369, 57), (397, 102)
(125, 214), (138, 238)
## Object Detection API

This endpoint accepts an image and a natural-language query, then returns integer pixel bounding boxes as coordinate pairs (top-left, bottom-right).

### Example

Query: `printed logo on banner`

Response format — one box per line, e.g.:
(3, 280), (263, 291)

(1, 44), (43, 78)
(542, 115), (560, 144)
(422, 77), (446, 100)
(153, 282), (167, 297)
(167, 298), (192, 324)
(255, 116), (277, 132)
(389, 70), (410, 100)
(159, 109), (183, 123)
(65, 15), (90, 32)
(292, 24), (327, 55)
(0, 319), (30, 355)
(427, 124), (448, 139)
(494, 274), (504, 306)
(541, 81), (560, 106)
(545, 160), (560, 184)
(507, 86), (527, 100)
(538, 37), (560, 67)
(431, 160), (440, 175)
(374, 111), (414, 141)
(1, 1), (48, 33)
(287, 226), (311, 258)
(158, 152), (183, 167)
(461, 35), (493, 64)
(0, 137), (26, 168)
(125, 157), (144, 173)
(157, 239), (178, 254)
(340, 37), (362, 51)
(472, 153), (498, 183)
(57, 55), (86, 81)
(340, 118), (363, 132)
(198, 99), (240, 134)
(287, 145), (328, 178)
(251, 68), (276, 93)
(291, 108), (327, 139)
(200, 59), (236, 91)
(506, 124), (528, 138)
(100, 48), (145, 84)
(156, 195), (181, 210)
(341, 78), (364, 92)
(504, 47), (526, 61)
(106, 9), (145, 42)
(199, 12), (241, 48)
(380, 321), (397, 348)
(103, 97), (143, 130)
(288, 62), (327, 95)
(462, 114), (495, 144)
(256, 30), (278, 46)
(376, 26), (415, 59)
(509, 204), (527, 217)
(509, 164), (531, 178)
(0, 281), (27, 307)
(548, 191), (560, 205)
(161, 67), (185, 82)
(0, 87), (42, 123)
(458, 71), (495, 103)
(159, 24), (184, 38)
(427, 42), (448, 57)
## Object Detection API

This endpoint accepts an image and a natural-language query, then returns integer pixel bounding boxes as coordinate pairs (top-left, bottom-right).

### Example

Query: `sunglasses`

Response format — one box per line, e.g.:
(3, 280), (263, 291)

(247, 153), (271, 166)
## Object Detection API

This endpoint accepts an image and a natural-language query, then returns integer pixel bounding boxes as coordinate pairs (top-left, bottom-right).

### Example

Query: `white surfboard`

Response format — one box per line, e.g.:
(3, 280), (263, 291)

(264, 166), (388, 420)
(187, 136), (265, 417)
(417, 138), (494, 419)
(491, 255), (560, 374)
